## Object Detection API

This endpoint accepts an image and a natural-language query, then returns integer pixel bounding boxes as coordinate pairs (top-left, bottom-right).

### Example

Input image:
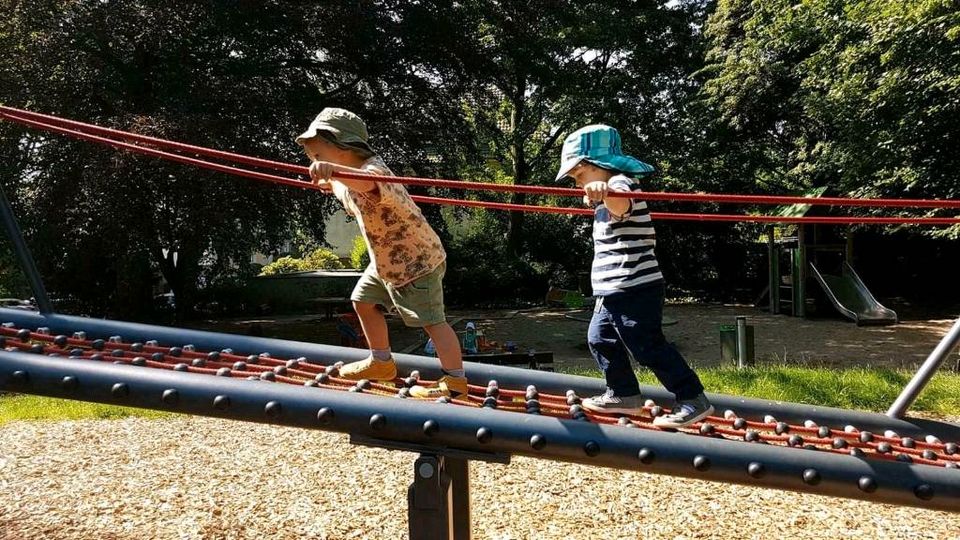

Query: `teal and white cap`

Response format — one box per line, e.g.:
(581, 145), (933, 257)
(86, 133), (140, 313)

(555, 124), (654, 181)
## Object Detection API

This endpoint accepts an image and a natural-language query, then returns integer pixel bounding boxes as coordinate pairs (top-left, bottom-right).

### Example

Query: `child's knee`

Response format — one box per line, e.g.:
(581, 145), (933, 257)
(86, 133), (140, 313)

(423, 321), (449, 331)
(587, 330), (617, 352)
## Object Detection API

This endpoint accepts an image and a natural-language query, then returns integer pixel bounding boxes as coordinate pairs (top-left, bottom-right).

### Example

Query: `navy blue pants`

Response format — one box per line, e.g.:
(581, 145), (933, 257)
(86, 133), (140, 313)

(588, 284), (704, 401)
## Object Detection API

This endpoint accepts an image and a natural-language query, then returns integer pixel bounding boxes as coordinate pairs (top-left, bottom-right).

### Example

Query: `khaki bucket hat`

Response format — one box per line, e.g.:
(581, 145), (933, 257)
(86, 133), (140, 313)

(295, 108), (373, 152)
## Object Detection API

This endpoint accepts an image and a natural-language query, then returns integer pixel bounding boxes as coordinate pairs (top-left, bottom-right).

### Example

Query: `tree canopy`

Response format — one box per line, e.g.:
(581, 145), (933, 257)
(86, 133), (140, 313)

(700, 0), (959, 222)
(1, 0), (956, 314)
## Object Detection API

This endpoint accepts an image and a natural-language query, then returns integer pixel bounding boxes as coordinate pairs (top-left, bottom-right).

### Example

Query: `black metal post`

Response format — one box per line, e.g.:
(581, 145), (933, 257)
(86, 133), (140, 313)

(409, 454), (453, 540)
(446, 456), (471, 540)
(887, 317), (960, 418)
(797, 226), (807, 318)
(0, 187), (52, 313)
(768, 226), (778, 314)
(736, 316), (750, 369)
(351, 436), (499, 539)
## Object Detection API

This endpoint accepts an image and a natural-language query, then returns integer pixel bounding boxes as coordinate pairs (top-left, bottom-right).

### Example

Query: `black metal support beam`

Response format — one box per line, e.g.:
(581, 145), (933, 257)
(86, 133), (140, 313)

(0, 189), (52, 313)
(2, 308), (956, 442)
(351, 436), (499, 539)
(446, 457), (471, 540)
(409, 454), (453, 540)
(888, 317), (960, 418)
(403, 455), (474, 540)
(1, 350), (958, 513)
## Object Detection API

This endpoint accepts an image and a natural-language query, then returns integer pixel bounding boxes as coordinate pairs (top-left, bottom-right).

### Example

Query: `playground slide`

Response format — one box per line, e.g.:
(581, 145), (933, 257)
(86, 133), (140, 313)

(809, 261), (898, 326)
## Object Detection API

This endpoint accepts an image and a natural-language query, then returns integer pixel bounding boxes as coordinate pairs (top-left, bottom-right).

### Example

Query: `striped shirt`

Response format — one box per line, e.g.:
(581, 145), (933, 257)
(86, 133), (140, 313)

(591, 174), (664, 296)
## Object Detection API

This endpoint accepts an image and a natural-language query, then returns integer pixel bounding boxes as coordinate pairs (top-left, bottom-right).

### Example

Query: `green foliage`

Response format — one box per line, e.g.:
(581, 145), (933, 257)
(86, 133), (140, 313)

(2, 0), (957, 309)
(0, 1), (470, 319)
(444, 208), (551, 306)
(0, 243), (29, 299)
(561, 365), (960, 416)
(303, 248), (344, 270)
(349, 236), (370, 269)
(0, 394), (170, 424)
(417, 1), (704, 252)
(698, 0), (960, 238)
(259, 248), (344, 276)
(259, 257), (310, 276)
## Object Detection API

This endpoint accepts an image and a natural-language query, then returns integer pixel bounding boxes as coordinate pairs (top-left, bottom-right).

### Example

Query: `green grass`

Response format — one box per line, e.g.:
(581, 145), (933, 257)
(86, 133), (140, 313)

(0, 394), (170, 425)
(558, 365), (960, 416)
(2, 366), (958, 424)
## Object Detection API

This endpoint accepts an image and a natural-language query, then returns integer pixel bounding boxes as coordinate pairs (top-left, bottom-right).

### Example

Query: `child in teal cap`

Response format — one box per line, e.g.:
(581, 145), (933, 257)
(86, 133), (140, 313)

(557, 124), (713, 428)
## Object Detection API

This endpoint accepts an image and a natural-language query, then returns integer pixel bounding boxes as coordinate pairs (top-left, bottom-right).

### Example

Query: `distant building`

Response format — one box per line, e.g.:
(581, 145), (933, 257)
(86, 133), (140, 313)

(251, 209), (360, 267)
(323, 209), (361, 257)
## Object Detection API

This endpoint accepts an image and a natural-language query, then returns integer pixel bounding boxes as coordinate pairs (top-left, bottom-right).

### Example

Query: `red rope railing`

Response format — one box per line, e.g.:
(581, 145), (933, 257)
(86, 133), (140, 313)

(2, 106), (959, 225)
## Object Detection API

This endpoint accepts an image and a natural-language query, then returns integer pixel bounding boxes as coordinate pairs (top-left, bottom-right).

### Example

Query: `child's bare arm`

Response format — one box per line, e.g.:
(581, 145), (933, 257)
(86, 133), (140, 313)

(309, 161), (379, 193)
(604, 186), (631, 218)
(583, 180), (631, 218)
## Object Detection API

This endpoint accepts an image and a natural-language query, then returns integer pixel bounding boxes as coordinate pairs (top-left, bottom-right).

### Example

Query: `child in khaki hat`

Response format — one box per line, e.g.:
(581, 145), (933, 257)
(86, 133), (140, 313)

(296, 108), (467, 398)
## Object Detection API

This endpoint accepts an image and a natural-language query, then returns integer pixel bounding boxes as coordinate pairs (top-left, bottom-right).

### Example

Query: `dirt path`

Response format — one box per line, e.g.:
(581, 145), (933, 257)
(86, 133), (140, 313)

(186, 304), (959, 372)
(452, 304), (959, 371)
(1, 417), (957, 539)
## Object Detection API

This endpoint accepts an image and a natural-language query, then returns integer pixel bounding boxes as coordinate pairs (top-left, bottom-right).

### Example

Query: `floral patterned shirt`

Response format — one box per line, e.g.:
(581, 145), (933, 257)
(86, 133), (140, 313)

(331, 156), (446, 286)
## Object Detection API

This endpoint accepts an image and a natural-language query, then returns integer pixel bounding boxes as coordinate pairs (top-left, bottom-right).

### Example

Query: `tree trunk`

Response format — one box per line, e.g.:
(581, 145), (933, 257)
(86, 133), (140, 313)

(110, 250), (155, 320)
(506, 73), (528, 255)
(151, 244), (200, 321)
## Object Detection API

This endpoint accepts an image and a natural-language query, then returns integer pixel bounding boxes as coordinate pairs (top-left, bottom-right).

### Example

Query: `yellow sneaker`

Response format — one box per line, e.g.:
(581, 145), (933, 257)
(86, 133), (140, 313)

(337, 357), (398, 381)
(409, 375), (468, 399)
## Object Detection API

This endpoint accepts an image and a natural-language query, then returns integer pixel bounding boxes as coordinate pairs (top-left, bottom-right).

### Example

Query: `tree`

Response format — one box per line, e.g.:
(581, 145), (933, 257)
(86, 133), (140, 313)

(698, 0), (960, 238)
(0, 0), (474, 318)
(435, 1), (707, 253)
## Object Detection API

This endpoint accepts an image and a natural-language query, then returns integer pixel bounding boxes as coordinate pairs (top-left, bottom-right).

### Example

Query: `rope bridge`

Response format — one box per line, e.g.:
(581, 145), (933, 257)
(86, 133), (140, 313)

(0, 311), (957, 519)
(2, 323), (956, 469)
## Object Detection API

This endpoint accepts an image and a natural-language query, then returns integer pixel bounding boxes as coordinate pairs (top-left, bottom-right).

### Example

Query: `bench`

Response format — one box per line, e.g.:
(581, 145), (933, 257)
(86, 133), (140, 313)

(465, 351), (554, 371)
(307, 297), (353, 319)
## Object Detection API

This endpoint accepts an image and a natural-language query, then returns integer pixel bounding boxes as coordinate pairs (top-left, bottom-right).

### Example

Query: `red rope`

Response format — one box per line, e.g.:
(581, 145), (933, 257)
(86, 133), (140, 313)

(2, 108), (960, 225)
(0, 111), (318, 191)
(0, 106), (304, 175)
(3, 105), (960, 210)
(411, 196), (960, 224)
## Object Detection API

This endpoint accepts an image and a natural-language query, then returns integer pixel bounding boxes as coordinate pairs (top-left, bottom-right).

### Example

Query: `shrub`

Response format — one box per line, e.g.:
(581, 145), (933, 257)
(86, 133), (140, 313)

(350, 236), (370, 269)
(259, 256), (311, 276)
(259, 248), (344, 276)
(304, 248), (345, 270)
(444, 209), (550, 307)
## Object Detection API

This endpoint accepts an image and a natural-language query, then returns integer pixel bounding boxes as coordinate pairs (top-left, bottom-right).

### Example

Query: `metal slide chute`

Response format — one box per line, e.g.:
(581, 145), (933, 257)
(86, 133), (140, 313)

(809, 262), (898, 325)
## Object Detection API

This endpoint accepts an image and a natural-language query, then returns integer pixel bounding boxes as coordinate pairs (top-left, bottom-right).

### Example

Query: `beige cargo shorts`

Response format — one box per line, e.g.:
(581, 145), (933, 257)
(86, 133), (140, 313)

(350, 262), (447, 327)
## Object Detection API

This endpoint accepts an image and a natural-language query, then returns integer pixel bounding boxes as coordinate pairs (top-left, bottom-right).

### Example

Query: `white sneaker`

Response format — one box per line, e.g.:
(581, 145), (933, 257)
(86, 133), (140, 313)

(653, 393), (714, 428)
(581, 389), (644, 415)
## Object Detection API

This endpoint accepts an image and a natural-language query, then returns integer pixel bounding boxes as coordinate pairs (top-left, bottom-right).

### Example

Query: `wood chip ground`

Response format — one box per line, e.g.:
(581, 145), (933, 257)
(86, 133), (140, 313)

(1, 417), (957, 539)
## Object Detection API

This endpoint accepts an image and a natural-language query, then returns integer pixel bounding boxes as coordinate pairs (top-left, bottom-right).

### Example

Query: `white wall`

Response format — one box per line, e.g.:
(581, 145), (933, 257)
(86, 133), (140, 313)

(323, 209), (362, 257)
(251, 210), (360, 266)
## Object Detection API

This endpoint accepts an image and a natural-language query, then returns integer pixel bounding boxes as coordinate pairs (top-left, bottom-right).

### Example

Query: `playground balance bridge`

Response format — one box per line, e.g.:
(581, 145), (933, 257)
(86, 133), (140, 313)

(1, 106), (959, 538)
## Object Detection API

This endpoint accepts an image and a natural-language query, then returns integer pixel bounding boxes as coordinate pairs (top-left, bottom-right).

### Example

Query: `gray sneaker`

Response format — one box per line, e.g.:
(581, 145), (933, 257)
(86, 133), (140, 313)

(653, 393), (715, 428)
(581, 390), (644, 415)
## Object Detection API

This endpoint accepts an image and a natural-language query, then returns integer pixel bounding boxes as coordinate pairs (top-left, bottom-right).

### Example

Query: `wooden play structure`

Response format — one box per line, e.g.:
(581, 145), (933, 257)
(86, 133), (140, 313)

(764, 195), (897, 325)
